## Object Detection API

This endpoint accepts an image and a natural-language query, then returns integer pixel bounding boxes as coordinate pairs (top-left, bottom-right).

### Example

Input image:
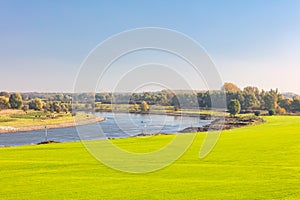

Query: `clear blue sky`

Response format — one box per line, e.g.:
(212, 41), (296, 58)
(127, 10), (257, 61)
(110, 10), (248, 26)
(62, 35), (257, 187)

(0, 0), (299, 93)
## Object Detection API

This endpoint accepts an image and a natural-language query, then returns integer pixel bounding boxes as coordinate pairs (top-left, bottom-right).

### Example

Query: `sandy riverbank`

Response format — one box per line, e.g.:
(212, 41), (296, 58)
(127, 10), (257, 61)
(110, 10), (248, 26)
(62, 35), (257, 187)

(0, 116), (105, 134)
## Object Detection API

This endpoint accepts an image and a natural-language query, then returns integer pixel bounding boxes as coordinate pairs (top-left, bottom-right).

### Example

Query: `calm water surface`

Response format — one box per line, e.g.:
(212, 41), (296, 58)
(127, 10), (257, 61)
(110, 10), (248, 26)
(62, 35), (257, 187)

(0, 112), (211, 147)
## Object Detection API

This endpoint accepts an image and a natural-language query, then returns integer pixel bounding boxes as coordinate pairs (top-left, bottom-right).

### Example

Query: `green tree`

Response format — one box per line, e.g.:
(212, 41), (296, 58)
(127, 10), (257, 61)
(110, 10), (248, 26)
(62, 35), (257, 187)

(29, 98), (43, 111)
(52, 102), (62, 113)
(9, 93), (23, 109)
(0, 91), (10, 98)
(133, 103), (139, 112)
(43, 102), (51, 113)
(140, 101), (149, 112)
(243, 92), (258, 111)
(269, 109), (275, 116)
(262, 90), (278, 110)
(61, 104), (69, 113)
(22, 105), (29, 113)
(0, 96), (10, 110)
(34, 98), (43, 111)
(279, 98), (292, 112)
(243, 86), (260, 109)
(291, 96), (300, 112)
(197, 91), (211, 108)
(228, 99), (241, 116)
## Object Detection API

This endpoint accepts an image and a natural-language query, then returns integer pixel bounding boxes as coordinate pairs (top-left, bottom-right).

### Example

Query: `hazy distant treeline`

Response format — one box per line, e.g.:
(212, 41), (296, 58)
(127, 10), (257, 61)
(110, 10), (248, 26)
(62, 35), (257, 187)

(1, 82), (300, 114)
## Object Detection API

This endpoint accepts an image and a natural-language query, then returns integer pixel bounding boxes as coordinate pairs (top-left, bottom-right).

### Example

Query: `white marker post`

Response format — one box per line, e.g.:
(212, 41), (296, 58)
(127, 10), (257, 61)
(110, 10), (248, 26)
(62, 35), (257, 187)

(45, 126), (48, 141)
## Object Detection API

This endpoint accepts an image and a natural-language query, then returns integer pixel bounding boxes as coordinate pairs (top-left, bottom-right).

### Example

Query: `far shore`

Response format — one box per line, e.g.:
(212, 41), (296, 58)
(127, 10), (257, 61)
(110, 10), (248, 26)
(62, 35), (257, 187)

(95, 109), (218, 119)
(0, 116), (105, 134)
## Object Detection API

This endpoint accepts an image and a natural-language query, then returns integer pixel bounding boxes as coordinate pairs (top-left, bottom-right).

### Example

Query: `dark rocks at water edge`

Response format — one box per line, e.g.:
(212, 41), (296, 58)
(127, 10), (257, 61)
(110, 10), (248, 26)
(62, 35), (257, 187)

(180, 116), (265, 133)
(37, 140), (61, 145)
(133, 132), (170, 137)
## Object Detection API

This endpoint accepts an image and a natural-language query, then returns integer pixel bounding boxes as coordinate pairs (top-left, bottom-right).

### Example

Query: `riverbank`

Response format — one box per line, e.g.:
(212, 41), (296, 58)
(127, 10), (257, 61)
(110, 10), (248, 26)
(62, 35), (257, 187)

(180, 116), (265, 133)
(0, 110), (105, 134)
(134, 116), (264, 137)
(95, 109), (223, 120)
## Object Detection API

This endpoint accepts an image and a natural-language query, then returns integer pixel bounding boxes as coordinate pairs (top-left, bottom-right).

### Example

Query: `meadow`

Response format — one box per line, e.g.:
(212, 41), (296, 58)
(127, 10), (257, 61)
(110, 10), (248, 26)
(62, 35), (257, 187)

(0, 116), (299, 199)
(0, 109), (98, 128)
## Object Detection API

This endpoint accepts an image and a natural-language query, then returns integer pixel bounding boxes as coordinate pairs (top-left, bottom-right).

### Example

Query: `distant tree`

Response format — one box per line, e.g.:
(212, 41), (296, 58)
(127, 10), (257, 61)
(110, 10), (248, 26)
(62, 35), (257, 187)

(52, 102), (62, 113)
(268, 109), (275, 116)
(197, 91), (211, 108)
(22, 105), (29, 113)
(140, 101), (149, 112)
(279, 98), (292, 112)
(236, 91), (245, 110)
(243, 86), (260, 95)
(276, 107), (286, 115)
(61, 104), (69, 113)
(262, 90), (278, 110)
(43, 102), (51, 113)
(67, 104), (72, 113)
(129, 103), (139, 112)
(243, 86), (260, 109)
(226, 91), (244, 109)
(143, 92), (152, 102)
(170, 95), (180, 108)
(35, 98), (43, 111)
(243, 92), (258, 111)
(254, 110), (261, 116)
(291, 96), (300, 112)
(228, 99), (241, 116)
(174, 106), (179, 111)
(160, 93), (168, 105)
(0, 91), (10, 98)
(133, 103), (139, 112)
(222, 82), (240, 93)
(29, 98), (43, 111)
(9, 93), (23, 109)
(21, 94), (29, 101)
(84, 103), (91, 110)
(45, 101), (61, 113)
(0, 96), (10, 110)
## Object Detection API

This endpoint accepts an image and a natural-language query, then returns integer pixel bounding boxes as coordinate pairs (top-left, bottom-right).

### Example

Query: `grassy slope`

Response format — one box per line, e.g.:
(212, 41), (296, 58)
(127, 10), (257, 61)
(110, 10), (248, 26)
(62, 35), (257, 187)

(0, 116), (300, 199)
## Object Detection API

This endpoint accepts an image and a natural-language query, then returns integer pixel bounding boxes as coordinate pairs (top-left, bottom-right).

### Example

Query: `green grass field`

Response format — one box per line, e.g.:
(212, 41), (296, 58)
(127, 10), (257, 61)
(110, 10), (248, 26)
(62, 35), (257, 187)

(0, 116), (300, 199)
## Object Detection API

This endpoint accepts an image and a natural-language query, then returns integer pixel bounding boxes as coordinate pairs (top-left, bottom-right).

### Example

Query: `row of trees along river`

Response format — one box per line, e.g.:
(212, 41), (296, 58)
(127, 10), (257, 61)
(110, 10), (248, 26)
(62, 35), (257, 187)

(0, 82), (300, 115)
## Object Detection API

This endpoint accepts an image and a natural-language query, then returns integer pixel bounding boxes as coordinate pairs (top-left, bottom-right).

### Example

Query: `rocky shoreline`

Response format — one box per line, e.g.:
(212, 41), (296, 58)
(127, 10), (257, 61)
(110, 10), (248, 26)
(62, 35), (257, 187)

(180, 116), (265, 133)
(133, 116), (265, 138)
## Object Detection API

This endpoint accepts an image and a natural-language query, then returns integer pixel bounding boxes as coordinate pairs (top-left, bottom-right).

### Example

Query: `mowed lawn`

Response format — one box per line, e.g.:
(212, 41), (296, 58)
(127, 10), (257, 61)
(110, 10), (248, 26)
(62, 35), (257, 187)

(0, 116), (300, 199)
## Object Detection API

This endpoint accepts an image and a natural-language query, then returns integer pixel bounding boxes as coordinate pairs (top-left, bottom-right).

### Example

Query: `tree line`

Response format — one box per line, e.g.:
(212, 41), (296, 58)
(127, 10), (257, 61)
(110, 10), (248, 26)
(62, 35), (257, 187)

(0, 92), (71, 114)
(1, 82), (299, 115)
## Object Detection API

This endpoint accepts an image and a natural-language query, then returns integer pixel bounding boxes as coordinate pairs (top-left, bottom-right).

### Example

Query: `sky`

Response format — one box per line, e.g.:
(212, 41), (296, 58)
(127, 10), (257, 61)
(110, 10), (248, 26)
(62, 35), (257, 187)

(0, 0), (299, 93)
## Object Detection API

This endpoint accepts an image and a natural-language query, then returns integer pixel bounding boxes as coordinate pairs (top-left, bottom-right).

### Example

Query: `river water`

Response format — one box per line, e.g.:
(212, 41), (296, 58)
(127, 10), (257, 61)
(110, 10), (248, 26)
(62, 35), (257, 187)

(0, 112), (211, 147)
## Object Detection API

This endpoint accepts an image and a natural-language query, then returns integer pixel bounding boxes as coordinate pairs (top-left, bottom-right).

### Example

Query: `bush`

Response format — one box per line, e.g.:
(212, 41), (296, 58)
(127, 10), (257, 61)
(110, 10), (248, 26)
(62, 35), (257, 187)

(174, 106), (179, 111)
(71, 112), (77, 116)
(276, 107), (286, 115)
(254, 111), (261, 116)
(268, 109), (275, 116)
(227, 99), (241, 116)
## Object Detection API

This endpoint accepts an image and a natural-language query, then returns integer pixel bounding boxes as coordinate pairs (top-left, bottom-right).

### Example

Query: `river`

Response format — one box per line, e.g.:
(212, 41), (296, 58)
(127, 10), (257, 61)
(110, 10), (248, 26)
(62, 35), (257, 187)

(0, 112), (211, 147)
